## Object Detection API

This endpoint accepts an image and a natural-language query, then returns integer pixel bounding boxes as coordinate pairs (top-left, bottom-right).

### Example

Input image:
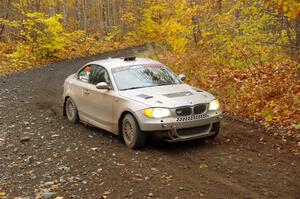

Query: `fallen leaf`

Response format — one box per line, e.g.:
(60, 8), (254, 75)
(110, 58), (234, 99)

(0, 192), (6, 196)
(199, 162), (208, 169)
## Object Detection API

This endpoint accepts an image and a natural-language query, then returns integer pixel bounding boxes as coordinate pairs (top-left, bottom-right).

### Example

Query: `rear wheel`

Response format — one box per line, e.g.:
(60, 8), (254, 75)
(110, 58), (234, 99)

(122, 114), (146, 149)
(65, 97), (79, 123)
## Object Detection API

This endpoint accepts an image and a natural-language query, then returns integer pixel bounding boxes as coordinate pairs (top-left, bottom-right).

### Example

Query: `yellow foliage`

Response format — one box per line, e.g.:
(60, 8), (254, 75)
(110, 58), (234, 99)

(125, 0), (197, 53)
(265, 0), (300, 19)
(2, 12), (68, 59)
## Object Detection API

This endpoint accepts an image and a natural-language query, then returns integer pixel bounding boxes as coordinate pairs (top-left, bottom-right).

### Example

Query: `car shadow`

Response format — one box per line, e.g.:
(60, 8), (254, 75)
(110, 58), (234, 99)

(80, 123), (221, 153)
(146, 137), (219, 152)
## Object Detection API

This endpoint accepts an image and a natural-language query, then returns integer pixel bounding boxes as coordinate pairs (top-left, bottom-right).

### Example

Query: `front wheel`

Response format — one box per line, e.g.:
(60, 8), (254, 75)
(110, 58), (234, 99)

(65, 97), (79, 123)
(122, 114), (146, 149)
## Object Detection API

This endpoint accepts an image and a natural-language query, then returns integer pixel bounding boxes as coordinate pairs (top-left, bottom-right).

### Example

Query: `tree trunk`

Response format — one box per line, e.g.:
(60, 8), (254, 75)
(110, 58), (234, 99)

(103, 1), (108, 33)
(190, 1), (200, 45)
(0, 0), (11, 40)
(76, 0), (82, 29)
(50, 1), (56, 16)
(295, 16), (300, 59)
(107, 0), (111, 32)
(83, 0), (88, 32)
(98, 0), (104, 34)
(62, 0), (67, 27)
(217, 0), (222, 14)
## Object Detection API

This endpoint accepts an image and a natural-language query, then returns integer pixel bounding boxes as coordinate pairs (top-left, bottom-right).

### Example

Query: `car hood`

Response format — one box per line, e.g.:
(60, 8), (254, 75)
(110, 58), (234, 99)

(119, 84), (215, 108)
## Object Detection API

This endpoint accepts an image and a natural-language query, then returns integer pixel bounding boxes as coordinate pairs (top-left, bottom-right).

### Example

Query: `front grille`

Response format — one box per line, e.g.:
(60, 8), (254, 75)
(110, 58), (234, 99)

(175, 107), (192, 116)
(176, 114), (209, 122)
(177, 125), (210, 137)
(194, 104), (207, 115)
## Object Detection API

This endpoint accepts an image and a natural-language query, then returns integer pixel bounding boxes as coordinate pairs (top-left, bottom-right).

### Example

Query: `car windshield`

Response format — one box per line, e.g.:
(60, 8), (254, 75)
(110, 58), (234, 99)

(112, 64), (181, 91)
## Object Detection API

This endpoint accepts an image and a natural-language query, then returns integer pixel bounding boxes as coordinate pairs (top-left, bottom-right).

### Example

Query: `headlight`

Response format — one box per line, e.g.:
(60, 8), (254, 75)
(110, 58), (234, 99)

(209, 99), (220, 111)
(144, 108), (171, 118)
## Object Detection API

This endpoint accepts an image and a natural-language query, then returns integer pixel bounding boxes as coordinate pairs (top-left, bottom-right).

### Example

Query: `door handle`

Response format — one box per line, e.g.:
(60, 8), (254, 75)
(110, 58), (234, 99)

(83, 89), (90, 95)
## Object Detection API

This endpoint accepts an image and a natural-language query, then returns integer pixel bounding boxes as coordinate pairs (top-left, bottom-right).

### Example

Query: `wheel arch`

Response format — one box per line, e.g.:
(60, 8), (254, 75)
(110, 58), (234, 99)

(63, 96), (77, 117)
(63, 96), (70, 116)
(118, 110), (141, 136)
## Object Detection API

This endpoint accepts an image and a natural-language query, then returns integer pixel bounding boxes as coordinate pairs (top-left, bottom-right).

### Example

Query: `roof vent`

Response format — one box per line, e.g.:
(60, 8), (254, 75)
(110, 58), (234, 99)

(124, 56), (136, 61)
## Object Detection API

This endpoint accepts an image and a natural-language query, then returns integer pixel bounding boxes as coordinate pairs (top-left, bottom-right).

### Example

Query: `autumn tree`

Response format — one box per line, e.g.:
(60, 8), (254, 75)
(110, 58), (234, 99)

(264, 0), (300, 57)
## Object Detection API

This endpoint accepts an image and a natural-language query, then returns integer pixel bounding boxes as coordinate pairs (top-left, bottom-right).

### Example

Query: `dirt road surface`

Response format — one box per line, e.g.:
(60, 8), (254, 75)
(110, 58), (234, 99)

(0, 47), (299, 199)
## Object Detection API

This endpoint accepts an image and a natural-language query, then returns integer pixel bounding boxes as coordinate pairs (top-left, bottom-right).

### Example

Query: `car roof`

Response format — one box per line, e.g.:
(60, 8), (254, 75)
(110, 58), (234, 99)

(86, 57), (163, 69)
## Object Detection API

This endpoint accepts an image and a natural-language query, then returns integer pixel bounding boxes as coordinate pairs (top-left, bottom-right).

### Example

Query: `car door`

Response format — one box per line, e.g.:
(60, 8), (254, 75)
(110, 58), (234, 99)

(71, 65), (95, 121)
(86, 65), (116, 132)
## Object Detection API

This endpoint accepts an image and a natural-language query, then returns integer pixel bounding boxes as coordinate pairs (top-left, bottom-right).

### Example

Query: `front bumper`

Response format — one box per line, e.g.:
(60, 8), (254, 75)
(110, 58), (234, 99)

(136, 110), (222, 141)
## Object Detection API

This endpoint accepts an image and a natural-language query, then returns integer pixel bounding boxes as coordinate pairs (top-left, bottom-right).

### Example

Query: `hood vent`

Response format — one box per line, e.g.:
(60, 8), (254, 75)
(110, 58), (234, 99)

(137, 94), (153, 99)
(163, 91), (193, 98)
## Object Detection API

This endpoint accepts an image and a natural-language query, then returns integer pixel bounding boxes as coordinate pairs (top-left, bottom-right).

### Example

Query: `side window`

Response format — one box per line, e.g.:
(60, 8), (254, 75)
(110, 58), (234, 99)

(78, 65), (93, 83)
(90, 65), (111, 85)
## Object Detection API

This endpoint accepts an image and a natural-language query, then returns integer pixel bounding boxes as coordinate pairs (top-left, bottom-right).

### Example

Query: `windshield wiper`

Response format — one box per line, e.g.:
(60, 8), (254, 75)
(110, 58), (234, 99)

(120, 83), (177, 91)
(120, 86), (148, 91)
(157, 83), (176, 86)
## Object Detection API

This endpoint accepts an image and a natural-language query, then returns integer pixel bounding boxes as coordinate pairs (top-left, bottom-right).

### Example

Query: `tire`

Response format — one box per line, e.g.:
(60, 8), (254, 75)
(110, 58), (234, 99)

(122, 114), (146, 149)
(65, 97), (79, 123)
(210, 122), (220, 139)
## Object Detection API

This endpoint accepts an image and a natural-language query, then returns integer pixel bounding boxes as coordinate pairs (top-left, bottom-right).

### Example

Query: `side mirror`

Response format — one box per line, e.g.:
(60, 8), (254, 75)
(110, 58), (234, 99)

(178, 74), (186, 81)
(96, 82), (111, 90)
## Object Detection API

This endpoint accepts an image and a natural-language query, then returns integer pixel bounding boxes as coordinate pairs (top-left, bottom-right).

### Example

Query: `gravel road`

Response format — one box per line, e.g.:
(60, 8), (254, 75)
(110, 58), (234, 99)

(0, 46), (299, 199)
